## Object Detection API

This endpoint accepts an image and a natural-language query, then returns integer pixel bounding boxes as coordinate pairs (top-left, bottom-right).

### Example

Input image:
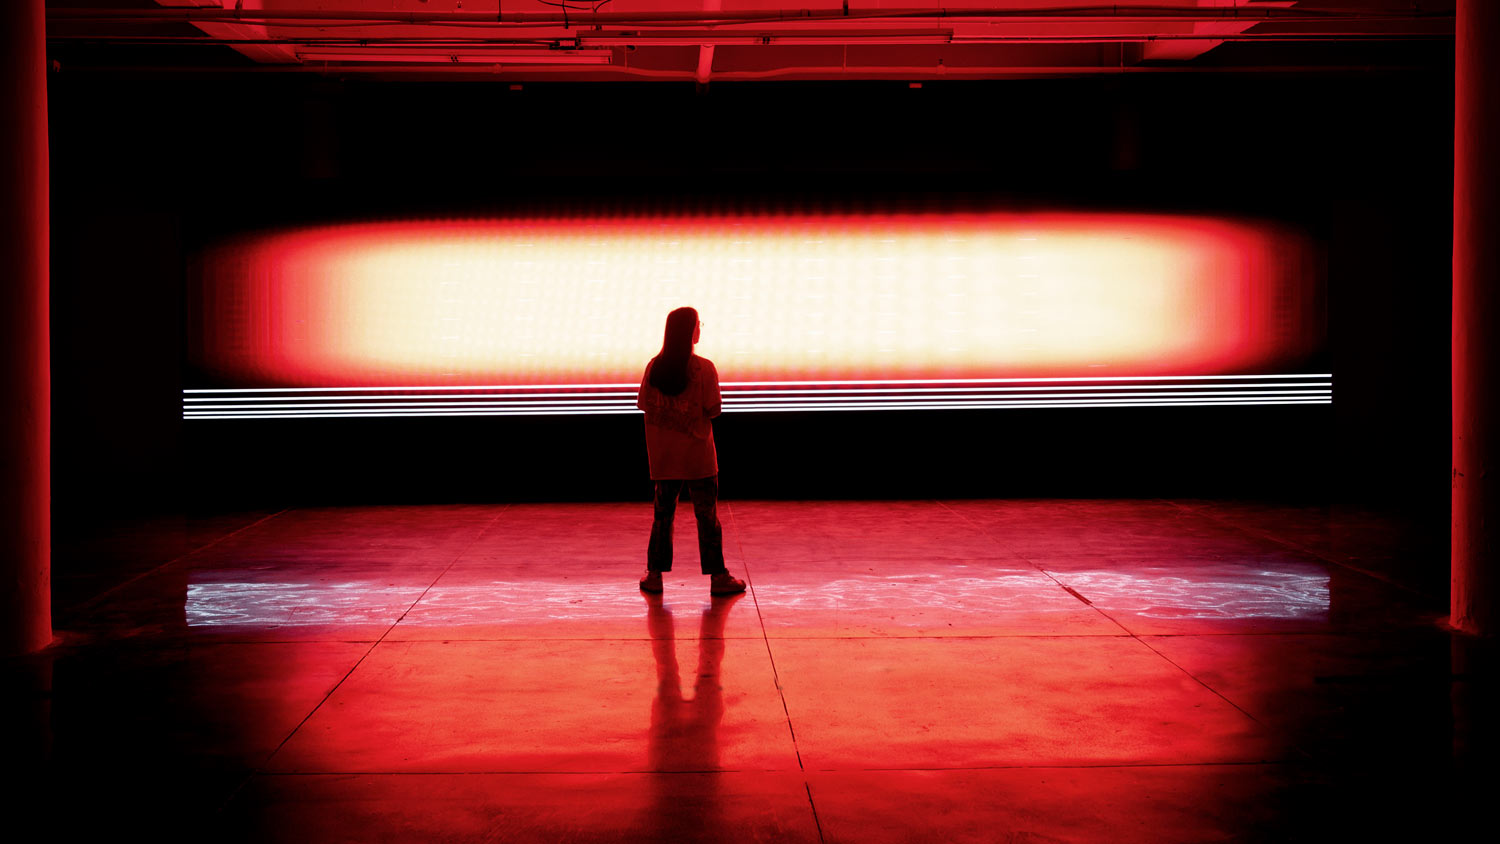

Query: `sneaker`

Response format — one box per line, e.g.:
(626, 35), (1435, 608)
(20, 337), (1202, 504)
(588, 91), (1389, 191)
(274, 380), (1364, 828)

(639, 570), (664, 593)
(709, 572), (746, 596)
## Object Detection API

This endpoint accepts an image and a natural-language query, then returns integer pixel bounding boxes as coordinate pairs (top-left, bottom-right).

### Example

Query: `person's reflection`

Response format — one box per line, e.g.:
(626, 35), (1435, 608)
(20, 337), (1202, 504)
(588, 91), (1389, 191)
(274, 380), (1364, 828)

(643, 591), (741, 836)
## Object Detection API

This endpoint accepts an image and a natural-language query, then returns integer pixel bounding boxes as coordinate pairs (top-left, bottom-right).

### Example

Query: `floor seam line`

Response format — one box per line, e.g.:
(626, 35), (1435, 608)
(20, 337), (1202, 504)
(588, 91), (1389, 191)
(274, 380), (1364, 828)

(1116, 628), (1272, 725)
(237, 759), (1302, 776)
(804, 781), (828, 844)
(935, 500), (1057, 579)
(249, 503), (514, 783)
(1015, 547), (1283, 734)
(726, 500), (802, 766)
(939, 499), (1110, 610)
(725, 501), (824, 842)
(941, 500), (1286, 739)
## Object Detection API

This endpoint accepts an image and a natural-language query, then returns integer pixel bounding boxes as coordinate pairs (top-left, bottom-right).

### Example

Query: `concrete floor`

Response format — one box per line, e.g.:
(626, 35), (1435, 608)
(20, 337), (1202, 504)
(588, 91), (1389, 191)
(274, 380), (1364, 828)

(6, 499), (1492, 842)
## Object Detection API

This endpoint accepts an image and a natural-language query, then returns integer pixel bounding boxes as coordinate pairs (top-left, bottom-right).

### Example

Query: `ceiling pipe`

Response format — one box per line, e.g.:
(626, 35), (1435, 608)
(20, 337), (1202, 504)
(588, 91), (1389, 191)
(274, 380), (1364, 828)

(55, 63), (1433, 78)
(696, 0), (719, 87)
(48, 32), (1456, 47)
(46, 6), (1455, 27)
(294, 48), (614, 64)
(695, 44), (716, 85)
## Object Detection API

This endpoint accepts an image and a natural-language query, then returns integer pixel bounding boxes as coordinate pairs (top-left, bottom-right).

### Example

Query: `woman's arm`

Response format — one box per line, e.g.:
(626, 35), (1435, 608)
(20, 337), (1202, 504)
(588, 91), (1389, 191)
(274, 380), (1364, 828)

(702, 359), (722, 419)
(637, 360), (652, 411)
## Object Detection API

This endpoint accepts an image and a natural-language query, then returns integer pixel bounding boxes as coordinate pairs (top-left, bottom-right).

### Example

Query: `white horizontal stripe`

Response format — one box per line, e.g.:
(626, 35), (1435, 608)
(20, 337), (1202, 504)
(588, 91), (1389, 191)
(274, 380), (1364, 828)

(185, 391), (639, 403)
(182, 373), (1333, 394)
(185, 397), (1332, 419)
(185, 403), (1333, 420)
(182, 381), (1331, 402)
(185, 389), (1332, 412)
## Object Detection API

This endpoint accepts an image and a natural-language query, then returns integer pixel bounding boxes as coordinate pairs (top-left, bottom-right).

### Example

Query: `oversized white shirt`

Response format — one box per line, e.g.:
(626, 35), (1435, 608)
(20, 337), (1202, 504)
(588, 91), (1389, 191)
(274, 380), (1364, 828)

(637, 355), (721, 480)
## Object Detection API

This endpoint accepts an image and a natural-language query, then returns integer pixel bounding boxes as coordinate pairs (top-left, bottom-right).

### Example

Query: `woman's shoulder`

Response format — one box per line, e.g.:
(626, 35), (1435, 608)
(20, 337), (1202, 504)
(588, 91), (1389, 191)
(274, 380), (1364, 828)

(689, 354), (717, 372)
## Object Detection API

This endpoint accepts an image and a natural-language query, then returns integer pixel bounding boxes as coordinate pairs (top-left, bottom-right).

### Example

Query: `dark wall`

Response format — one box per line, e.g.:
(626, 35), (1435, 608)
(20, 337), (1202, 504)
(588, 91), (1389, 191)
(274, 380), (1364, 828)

(46, 66), (1453, 514)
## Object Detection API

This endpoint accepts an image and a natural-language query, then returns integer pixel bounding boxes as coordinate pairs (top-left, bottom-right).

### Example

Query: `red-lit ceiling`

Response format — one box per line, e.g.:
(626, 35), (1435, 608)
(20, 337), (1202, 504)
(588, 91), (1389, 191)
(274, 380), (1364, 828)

(47, 0), (1453, 82)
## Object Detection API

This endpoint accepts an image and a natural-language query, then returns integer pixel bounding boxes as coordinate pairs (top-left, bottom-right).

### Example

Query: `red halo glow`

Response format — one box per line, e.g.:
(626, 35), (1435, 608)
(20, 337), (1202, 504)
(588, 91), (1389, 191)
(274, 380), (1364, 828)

(187, 210), (1324, 417)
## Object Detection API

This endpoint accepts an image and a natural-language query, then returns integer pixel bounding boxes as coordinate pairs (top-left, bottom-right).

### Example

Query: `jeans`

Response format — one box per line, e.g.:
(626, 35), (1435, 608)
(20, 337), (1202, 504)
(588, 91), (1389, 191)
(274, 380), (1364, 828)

(647, 475), (726, 574)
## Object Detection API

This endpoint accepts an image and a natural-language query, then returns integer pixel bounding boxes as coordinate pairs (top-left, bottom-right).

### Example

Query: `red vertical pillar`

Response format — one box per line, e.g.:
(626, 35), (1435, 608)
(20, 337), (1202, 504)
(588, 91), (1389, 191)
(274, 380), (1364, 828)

(0, 0), (51, 655)
(1453, 0), (1500, 636)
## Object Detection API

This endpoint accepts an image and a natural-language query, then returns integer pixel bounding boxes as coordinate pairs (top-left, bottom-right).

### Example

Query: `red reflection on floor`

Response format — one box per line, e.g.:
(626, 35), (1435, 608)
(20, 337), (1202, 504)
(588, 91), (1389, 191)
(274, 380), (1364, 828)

(183, 563), (1329, 630)
(25, 500), (1473, 842)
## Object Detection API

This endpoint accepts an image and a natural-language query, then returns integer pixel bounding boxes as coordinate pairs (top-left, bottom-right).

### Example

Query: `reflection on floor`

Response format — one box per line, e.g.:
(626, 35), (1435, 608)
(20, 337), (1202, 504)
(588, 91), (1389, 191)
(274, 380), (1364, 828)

(7, 499), (1493, 842)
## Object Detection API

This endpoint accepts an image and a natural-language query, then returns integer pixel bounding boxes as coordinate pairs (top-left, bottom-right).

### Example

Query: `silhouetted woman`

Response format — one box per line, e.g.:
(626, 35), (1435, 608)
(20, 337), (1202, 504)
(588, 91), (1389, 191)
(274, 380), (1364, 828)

(636, 307), (746, 596)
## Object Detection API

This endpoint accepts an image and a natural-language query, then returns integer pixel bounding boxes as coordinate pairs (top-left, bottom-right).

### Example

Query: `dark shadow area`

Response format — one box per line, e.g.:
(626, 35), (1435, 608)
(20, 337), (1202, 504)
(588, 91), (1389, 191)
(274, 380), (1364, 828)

(45, 68), (1452, 610)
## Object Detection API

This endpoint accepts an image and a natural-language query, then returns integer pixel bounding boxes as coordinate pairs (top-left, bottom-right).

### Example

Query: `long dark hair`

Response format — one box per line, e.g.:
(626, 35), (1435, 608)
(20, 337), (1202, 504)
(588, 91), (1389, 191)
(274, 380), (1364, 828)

(648, 306), (698, 396)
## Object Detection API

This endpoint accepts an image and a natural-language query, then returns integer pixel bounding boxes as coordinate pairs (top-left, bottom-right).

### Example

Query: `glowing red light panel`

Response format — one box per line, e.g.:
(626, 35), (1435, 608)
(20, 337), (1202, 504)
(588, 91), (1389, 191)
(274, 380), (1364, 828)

(186, 211), (1325, 418)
